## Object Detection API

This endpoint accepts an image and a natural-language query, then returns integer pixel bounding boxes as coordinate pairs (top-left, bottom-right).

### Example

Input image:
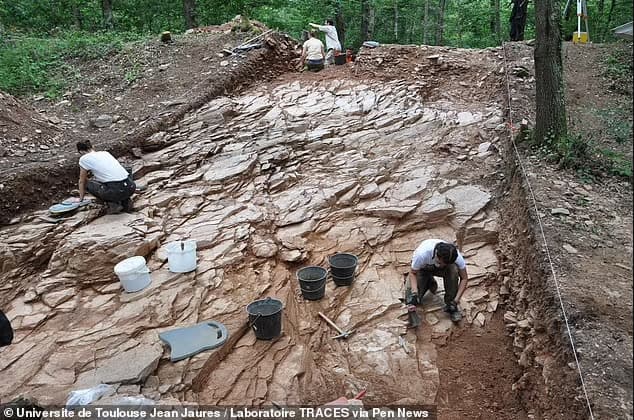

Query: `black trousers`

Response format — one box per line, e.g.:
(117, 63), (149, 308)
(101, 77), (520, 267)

(416, 264), (460, 305)
(87, 177), (135, 203)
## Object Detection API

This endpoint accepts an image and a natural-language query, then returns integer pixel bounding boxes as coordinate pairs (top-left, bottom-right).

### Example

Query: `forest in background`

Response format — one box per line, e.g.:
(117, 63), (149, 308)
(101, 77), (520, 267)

(0, 0), (630, 98)
(0, 0), (632, 49)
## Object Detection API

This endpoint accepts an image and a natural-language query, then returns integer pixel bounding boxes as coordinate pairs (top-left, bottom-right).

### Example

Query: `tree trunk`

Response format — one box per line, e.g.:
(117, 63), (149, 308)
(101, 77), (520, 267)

(509, 0), (529, 41)
(394, 0), (399, 41)
(495, 0), (501, 42)
(101, 0), (114, 29)
(534, 0), (567, 143)
(335, 0), (346, 48)
(101, 0), (114, 30)
(368, 7), (375, 40)
(436, 0), (446, 45)
(361, 0), (371, 41)
(73, 2), (84, 30)
(183, 0), (197, 29)
(423, 0), (430, 44)
(490, 0), (496, 33)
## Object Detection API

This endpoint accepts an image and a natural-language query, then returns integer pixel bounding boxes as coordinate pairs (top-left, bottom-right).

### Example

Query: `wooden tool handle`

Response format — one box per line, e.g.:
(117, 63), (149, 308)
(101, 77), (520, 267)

(318, 311), (344, 334)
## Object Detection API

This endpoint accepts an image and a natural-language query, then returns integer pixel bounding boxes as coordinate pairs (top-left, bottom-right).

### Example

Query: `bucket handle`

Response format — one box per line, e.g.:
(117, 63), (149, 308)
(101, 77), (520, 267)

(248, 314), (262, 331)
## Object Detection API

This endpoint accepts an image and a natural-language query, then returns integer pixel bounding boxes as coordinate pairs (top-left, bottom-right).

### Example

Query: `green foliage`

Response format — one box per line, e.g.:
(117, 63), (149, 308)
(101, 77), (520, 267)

(597, 108), (633, 144)
(601, 44), (633, 95)
(599, 148), (633, 179)
(531, 130), (633, 182)
(0, 31), (144, 97)
(561, 0), (633, 42)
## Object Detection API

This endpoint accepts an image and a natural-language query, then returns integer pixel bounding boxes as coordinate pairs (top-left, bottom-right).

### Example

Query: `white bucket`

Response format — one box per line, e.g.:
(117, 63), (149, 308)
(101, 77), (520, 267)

(114, 256), (151, 293)
(166, 240), (197, 273)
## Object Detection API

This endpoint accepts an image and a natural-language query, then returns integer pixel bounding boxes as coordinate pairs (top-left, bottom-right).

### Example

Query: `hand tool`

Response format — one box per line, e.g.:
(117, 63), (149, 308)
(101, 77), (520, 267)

(318, 311), (354, 339)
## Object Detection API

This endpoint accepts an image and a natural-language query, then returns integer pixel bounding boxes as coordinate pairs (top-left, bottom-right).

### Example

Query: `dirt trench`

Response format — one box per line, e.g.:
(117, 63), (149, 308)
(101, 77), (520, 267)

(0, 42), (586, 418)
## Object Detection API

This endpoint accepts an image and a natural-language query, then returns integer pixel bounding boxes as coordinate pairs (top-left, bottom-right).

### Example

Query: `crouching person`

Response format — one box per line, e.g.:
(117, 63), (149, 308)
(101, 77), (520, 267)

(300, 30), (325, 72)
(74, 140), (135, 214)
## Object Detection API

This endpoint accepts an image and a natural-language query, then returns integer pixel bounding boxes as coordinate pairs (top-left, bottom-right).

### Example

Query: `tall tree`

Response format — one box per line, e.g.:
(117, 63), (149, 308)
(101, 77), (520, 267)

(361, 0), (373, 41)
(101, 0), (114, 29)
(333, 0), (346, 48)
(394, 0), (399, 40)
(534, 0), (567, 142)
(183, 0), (198, 29)
(436, 0), (447, 44)
(509, 0), (529, 41)
(490, 0), (501, 41)
(423, 0), (430, 44)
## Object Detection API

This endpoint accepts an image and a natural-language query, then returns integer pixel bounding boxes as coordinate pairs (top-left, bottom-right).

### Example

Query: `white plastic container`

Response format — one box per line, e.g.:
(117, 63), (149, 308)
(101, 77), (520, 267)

(166, 240), (197, 273)
(114, 256), (151, 293)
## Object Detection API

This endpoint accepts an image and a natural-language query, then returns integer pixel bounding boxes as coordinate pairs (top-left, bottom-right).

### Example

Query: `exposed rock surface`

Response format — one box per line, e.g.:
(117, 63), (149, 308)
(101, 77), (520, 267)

(1, 45), (507, 406)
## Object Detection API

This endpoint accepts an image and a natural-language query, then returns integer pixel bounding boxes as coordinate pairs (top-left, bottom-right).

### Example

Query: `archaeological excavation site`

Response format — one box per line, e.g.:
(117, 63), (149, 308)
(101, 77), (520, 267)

(2, 29), (624, 419)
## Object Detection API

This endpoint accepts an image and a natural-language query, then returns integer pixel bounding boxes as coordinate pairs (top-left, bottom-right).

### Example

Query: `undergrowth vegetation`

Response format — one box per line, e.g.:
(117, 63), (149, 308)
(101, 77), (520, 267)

(602, 42), (633, 95)
(530, 130), (633, 183)
(0, 31), (144, 97)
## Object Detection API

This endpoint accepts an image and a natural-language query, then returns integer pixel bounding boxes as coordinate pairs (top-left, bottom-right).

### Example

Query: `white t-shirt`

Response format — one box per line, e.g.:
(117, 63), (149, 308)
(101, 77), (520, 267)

(79, 151), (129, 183)
(303, 37), (324, 60)
(411, 239), (466, 270)
(314, 24), (341, 51)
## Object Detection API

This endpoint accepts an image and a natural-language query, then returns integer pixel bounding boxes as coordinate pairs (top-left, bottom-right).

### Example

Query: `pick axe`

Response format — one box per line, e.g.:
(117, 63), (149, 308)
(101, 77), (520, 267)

(318, 311), (354, 339)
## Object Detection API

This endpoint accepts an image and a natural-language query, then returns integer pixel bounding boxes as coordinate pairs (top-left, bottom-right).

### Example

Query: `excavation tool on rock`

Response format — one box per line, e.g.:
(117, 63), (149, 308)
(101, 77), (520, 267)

(318, 311), (354, 339)
(400, 272), (421, 329)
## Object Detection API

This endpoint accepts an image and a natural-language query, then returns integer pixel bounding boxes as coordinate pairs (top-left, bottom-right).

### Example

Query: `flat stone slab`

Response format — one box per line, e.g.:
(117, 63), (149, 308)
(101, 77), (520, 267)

(159, 321), (229, 362)
(76, 343), (163, 386)
(203, 153), (257, 183)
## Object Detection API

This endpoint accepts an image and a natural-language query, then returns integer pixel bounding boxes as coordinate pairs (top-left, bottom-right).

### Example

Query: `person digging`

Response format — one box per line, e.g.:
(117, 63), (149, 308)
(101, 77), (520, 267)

(71, 140), (136, 214)
(406, 239), (469, 322)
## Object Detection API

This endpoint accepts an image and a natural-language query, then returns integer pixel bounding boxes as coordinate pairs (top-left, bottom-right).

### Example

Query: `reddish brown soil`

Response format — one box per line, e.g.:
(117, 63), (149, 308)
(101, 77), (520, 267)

(437, 312), (528, 419)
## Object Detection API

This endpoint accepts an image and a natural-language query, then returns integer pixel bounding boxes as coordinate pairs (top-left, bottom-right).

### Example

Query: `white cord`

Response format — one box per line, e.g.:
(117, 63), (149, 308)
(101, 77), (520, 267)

(501, 41), (595, 420)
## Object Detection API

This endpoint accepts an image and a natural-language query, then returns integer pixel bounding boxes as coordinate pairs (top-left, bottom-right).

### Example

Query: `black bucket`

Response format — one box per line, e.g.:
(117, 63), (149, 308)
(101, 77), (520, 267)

(297, 266), (327, 300)
(331, 272), (354, 287)
(329, 253), (358, 278)
(246, 297), (283, 340)
(334, 53), (347, 65)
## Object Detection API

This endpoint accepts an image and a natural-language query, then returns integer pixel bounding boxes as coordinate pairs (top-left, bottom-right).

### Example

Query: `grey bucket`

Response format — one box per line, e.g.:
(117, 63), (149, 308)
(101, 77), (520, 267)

(246, 297), (283, 340)
(329, 253), (358, 278)
(296, 266), (327, 300)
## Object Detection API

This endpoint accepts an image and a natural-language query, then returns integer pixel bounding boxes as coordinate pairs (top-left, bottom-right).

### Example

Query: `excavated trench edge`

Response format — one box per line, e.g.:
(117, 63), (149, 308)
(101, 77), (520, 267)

(0, 34), (297, 225)
(493, 121), (587, 415)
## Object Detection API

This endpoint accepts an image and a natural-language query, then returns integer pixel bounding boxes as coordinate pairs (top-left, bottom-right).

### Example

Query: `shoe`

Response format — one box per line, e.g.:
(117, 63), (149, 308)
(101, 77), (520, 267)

(429, 279), (438, 294)
(449, 309), (462, 322)
(121, 198), (134, 213)
(106, 202), (123, 214)
(444, 302), (462, 322)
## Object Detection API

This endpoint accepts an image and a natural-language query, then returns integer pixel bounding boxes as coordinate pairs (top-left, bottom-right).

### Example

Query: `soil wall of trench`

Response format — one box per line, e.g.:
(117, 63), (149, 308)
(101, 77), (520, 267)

(495, 139), (588, 418)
